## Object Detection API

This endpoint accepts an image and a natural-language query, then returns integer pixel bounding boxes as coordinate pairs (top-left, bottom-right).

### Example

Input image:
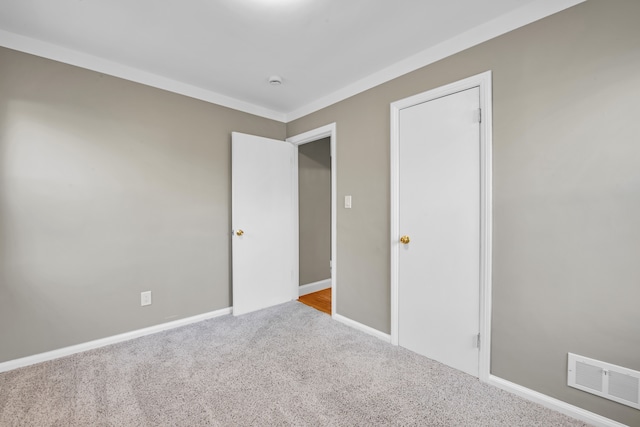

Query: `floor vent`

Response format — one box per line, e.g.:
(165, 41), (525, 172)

(568, 353), (640, 410)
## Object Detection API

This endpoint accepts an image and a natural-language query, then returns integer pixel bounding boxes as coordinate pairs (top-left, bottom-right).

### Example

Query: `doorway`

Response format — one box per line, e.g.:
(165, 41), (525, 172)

(231, 124), (337, 317)
(297, 137), (332, 314)
(288, 124), (337, 317)
(390, 72), (493, 380)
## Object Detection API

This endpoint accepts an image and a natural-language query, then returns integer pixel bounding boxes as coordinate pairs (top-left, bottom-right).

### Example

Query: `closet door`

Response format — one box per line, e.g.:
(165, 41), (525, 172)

(398, 87), (481, 377)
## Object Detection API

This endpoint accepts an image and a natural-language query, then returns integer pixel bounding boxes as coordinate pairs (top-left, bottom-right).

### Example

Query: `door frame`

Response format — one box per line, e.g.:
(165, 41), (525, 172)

(287, 123), (337, 317)
(390, 71), (493, 381)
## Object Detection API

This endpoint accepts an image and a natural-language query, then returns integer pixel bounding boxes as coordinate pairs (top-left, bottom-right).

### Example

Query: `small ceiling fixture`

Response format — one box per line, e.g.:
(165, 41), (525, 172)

(268, 75), (283, 86)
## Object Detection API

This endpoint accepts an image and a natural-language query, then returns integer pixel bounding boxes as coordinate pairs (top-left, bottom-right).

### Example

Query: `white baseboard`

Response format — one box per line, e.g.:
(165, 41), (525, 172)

(0, 307), (232, 373)
(487, 375), (627, 427)
(298, 279), (331, 296)
(5, 307), (621, 427)
(333, 313), (391, 343)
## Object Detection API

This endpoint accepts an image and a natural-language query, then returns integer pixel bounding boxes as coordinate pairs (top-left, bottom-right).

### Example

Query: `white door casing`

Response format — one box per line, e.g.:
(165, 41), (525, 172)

(231, 132), (297, 316)
(390, 72), (493, 381)
(287, 123), (337, 317)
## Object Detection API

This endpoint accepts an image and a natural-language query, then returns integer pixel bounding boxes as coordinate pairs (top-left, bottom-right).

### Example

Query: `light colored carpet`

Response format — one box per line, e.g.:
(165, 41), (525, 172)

(0, 302), (589, 426)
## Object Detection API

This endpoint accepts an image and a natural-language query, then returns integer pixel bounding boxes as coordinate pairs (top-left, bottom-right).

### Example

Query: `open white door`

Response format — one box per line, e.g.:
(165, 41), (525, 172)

(231, 132), (296, 316)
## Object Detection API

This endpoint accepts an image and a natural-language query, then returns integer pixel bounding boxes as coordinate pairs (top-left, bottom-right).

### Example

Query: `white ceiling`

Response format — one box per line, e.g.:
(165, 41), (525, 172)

(0, 0), (583, 122)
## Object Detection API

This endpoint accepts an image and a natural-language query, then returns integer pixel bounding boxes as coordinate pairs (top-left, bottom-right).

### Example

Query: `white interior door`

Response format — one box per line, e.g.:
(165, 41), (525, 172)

(231, 132), (296, 316)
(398, 87), (481, 377)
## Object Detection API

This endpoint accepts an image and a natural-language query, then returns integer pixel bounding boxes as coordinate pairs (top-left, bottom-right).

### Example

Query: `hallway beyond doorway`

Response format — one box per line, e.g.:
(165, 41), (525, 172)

(298, 288), (331, 315)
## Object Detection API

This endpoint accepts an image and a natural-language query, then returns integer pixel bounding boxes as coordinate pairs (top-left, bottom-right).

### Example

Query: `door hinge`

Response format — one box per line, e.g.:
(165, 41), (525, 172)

(475, 108), (482, 123)
(476, 333), (481, 349)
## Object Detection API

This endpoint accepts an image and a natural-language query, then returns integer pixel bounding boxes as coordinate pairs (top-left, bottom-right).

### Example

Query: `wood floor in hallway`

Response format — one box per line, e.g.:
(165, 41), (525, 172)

(298, 288), (331, 315)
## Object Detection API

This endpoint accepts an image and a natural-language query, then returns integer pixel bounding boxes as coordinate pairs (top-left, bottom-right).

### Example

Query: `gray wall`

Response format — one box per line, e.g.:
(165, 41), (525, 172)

(298, 138), (331, 286)
(286, 1), (640, 424)
(0, 46), (285, 363)
(2, 1), (639, 424)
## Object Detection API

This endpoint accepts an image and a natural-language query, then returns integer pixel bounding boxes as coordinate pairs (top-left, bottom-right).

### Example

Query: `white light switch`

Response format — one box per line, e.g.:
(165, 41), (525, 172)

(345, 195), (352, 209)
(141, 291), (152, 306)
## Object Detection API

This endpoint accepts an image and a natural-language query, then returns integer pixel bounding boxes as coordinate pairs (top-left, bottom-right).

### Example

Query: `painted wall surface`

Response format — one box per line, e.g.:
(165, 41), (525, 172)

(2, 1), (640, 424)
(0, 47), (285, 363)
(286, 1), (640, 424)
(298, 137), (331, 285)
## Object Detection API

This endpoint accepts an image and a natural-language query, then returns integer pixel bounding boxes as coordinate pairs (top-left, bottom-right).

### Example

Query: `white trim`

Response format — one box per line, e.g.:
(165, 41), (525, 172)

(0, 30), (286, 123)
(287, 123), (338, 319)
(390, 71), (493, 383)
(299, 279), (332, 296)
(291, 138), (301, 301)
(487, 375), (627, 427)
(0, 1), (584, 123)
(478, 73), (494, 383)
(287, 123), (335, 145)
(285, 0), (585, 122)
(0, 307), (232, 373)
(333, 314), (391, 343)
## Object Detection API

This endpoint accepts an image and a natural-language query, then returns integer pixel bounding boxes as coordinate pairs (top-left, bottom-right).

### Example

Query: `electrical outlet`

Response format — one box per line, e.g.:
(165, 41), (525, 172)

(141, 291), (152, 306)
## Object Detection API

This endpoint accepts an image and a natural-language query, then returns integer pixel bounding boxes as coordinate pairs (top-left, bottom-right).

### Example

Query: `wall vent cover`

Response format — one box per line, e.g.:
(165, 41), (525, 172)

(568, 353), (640, 410)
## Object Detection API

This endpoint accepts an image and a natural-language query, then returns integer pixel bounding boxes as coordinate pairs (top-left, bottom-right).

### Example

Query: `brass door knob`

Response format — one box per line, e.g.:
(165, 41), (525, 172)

(236, 229), (244, 236)
(400, 235), (410, 244)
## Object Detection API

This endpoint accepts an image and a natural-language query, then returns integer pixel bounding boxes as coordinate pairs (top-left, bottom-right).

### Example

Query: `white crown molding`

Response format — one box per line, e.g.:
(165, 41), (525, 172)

(0, 0), (585, 124)
(285, 0), (586, 122)
(0, 29), (287, 123)
(0, 307), (232, 373)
